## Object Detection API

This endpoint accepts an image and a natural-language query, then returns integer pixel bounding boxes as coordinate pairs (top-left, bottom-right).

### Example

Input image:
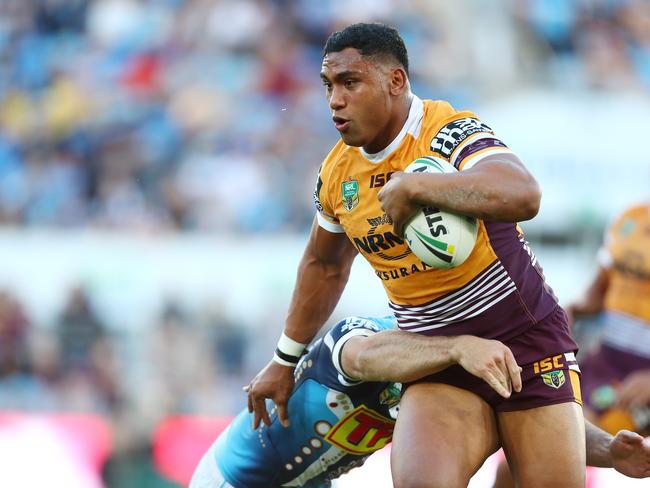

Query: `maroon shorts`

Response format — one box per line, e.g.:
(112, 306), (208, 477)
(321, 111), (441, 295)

(407, 306), (581, 412)
(581, 344), (650, 411)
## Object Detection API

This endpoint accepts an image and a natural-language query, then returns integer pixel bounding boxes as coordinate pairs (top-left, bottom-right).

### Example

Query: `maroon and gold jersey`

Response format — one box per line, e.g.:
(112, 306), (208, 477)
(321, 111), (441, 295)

(596, 203), (650, 357)
(314, 96), (559, 340)
(600, 203), (650, 323)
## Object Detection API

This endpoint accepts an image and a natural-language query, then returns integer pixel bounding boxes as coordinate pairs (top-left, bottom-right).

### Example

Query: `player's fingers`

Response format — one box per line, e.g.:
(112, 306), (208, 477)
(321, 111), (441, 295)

(274, 399), (289, 427)
(618, 430), (644, 445)
(251, 398), (268, 429)
(482, 370), (511, 398)
(247, 392), (253, 414)
(503, 350), (522, 393)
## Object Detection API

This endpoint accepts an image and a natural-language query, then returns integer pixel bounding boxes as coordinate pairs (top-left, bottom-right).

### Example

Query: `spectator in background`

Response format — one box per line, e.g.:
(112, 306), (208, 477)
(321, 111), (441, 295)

(0, 290), (30, 377)
(567, 202), (650, 436)
(56, 285), (121, 412)
(57, 285), (105, 371)
(2, 0), (649, 235)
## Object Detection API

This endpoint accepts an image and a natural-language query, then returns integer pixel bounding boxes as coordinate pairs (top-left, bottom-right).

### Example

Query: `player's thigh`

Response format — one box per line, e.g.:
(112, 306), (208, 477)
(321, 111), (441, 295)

(391, 382), (499, 488)
(189, 443), (234, 488)
(497, 402), (585, 488)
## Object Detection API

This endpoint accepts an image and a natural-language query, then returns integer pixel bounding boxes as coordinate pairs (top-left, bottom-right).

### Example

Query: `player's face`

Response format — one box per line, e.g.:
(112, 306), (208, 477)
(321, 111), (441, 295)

(321, 48), (398, 153)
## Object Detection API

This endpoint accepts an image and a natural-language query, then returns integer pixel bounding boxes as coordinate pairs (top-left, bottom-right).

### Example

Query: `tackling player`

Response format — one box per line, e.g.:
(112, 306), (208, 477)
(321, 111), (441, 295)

(247, 23), (584, 487)
(193, 316), (650, 487)
(569, 202), (650, 434)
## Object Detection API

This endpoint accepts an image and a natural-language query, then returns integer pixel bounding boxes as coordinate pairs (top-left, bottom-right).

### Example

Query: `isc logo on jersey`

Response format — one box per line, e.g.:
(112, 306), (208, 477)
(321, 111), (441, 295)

(403, 157), (478, 269)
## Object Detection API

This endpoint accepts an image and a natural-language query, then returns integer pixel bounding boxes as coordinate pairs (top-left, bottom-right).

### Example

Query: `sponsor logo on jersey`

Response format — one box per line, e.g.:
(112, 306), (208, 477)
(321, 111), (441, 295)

(313, 175), (324, 212)
(352, 231), (412, 261)
(430, 117), (493, 158)
(341, 317), (380, 333)
(374, 261), (434, 281)
(325, 405), (394, 455)
(353, 213), (411, 261)
(367, 213), (392, 235)
(541, 370), (566, 389)
(342, 178), (359, 211)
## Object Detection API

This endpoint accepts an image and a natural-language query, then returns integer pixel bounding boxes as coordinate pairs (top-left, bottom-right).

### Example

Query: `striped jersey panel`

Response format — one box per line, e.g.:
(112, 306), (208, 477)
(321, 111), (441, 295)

(390, 260), (516, 333)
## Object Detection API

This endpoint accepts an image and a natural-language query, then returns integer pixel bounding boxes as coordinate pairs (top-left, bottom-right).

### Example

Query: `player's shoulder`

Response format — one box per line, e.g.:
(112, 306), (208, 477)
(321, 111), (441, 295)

(616, 202), (650, 221)
(320, 139), (355, 176)
(608, 202), (650, 231)
(326, 316), (395, 344)
(421, 99), (486, 131)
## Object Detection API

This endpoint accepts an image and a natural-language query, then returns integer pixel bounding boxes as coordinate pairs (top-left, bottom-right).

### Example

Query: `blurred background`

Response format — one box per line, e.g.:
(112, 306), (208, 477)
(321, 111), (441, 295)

(0, 0), (648, 486)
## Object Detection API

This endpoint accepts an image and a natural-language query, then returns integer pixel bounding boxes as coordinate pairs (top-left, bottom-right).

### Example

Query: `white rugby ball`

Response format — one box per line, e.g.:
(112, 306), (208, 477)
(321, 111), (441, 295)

(403, 156), (478, 269)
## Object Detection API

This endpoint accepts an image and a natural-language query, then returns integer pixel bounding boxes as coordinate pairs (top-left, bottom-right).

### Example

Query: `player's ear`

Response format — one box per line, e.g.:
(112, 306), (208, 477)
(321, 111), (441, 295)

(389, 67), (408, 96)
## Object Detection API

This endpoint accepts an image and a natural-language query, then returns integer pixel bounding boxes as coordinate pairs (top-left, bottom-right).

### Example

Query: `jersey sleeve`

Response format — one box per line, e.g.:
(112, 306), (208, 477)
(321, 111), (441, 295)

(324, 317), (386, 385)
(313, 164), (344, 233)
(429, 111), (514, 171)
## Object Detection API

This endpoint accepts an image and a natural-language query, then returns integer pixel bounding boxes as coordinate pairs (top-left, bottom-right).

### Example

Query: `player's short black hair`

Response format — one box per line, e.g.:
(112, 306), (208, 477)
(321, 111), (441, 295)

(322, 23), (409, 76)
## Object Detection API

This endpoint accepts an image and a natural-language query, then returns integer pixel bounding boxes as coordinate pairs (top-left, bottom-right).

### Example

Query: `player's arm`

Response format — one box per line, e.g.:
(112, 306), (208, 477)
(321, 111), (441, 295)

(246, 218), (356, 429)
(340, 331), (522, 398)
(378, 153), (541, 236)
(585, 421), (650, 478)
(565, 265), (610, 325)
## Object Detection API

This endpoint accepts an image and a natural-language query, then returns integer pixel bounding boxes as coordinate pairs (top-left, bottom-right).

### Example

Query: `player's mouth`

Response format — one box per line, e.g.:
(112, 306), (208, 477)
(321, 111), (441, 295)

(333, 116), (351, 132)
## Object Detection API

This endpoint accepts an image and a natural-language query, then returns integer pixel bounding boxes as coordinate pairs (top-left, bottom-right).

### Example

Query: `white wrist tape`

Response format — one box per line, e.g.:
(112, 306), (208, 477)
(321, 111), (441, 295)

(272, 332), (307, 367)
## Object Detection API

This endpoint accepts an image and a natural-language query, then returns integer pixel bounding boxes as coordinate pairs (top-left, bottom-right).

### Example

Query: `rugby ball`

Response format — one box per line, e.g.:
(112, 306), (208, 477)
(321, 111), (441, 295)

(403, 156), (478, 269)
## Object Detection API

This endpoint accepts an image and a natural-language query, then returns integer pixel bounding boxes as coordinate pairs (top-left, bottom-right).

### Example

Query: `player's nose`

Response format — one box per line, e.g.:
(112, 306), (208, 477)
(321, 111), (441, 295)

(328, 86), (346, 110)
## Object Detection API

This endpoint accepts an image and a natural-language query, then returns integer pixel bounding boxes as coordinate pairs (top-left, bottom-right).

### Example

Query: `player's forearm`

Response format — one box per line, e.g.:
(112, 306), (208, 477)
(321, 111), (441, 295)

(567, 267), (609, 317)
(585, 420), (614, 468)
(348, 331), (457, 382)
(410, 154), (541, 222)
(284, 252), (352, 345)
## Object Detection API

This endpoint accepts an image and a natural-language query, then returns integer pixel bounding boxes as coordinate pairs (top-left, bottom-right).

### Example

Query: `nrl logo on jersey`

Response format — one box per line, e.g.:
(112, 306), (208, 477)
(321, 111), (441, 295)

(341, 177), (359, 211)
(541, 370), (566, 389)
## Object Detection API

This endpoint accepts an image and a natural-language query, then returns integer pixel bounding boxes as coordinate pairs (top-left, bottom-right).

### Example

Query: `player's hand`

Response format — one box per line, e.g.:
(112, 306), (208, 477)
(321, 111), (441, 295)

(615, 370), (650, 410)
(377, 172), (419, 237)
(244, 360), (295, 429)
(610, 430), (650, 478)
(451, 335), (522, 398)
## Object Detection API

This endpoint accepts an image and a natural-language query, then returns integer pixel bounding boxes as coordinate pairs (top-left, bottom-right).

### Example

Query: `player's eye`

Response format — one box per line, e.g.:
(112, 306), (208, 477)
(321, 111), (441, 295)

(344, 79), (357, 88)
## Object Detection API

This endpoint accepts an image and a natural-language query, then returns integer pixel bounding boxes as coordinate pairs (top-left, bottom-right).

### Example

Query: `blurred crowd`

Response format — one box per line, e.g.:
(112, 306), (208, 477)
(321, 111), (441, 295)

(0, 284), (249, 484)
(0, 0), (649, 234)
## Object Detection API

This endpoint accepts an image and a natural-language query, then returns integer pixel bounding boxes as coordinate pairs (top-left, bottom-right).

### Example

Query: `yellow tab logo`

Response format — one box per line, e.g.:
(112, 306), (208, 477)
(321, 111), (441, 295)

(541, 370), (566, 389)
(324, 405), (395, 455)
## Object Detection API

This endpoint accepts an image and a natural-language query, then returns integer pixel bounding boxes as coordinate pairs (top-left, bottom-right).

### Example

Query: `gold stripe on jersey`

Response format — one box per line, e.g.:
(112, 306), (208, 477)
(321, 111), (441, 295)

(314, 98), (515, 315)
(457, 146), (514, 171)
(449, 132), (500, 167)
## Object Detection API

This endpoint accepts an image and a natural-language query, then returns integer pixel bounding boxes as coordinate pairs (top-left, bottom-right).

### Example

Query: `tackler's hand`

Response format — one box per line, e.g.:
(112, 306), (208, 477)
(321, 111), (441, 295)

(377, 172), (420, 237)
(244, 360), (295, 429)
(451, 335), (522, 399)
(610, 430), (650, 479)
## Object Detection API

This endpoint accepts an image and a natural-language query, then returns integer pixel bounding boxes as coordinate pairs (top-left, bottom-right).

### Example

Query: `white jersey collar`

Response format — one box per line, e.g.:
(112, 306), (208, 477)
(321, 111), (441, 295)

(359, 94), (424, 164)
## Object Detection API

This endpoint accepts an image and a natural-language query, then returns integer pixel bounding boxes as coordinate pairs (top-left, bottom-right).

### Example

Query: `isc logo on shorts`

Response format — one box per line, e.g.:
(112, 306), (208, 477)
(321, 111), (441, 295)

(324, 405), (394, 455)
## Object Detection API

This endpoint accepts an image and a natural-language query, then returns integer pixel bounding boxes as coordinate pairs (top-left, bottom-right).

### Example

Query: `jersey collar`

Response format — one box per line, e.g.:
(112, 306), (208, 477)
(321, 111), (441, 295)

(359, 94), (424, 164)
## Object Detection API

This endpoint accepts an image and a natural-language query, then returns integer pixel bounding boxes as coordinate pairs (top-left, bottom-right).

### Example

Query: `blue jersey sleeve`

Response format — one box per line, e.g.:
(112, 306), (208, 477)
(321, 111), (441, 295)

(317, 316), (395, 387)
